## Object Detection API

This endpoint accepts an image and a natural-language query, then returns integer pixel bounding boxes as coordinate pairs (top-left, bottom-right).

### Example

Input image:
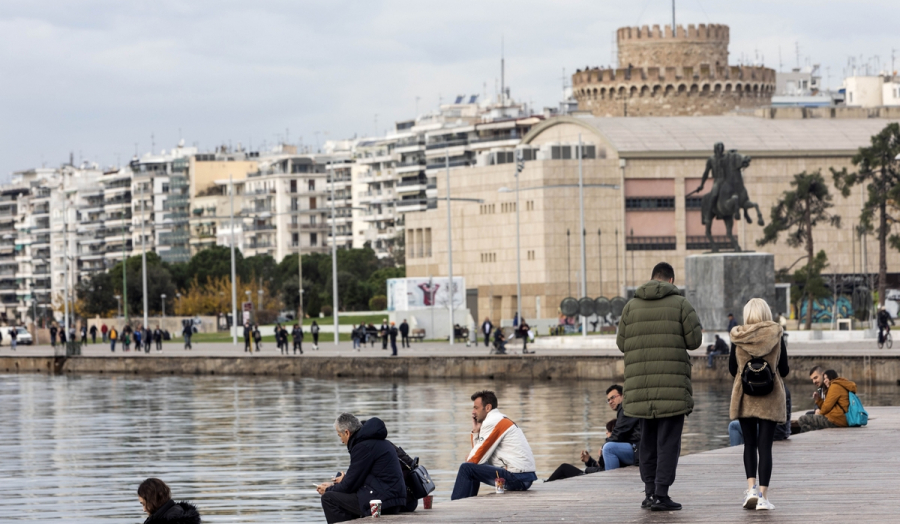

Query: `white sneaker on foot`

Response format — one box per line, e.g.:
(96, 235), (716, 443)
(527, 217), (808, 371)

(756, 497), (775, 510)
(742, 488), (759, 509)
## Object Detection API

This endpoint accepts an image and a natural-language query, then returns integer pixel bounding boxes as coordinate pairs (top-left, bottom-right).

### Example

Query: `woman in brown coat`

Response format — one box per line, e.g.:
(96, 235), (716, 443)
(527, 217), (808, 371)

(729, 298), (789, 511)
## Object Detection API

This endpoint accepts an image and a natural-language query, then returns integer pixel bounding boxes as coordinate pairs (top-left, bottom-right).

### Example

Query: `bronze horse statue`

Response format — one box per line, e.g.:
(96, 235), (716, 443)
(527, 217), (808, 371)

(695, 143), (764, 252)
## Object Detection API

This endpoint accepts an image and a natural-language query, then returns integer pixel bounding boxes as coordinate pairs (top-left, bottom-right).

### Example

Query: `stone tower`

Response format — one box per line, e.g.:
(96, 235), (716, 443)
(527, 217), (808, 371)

(572, 24), (775, 117)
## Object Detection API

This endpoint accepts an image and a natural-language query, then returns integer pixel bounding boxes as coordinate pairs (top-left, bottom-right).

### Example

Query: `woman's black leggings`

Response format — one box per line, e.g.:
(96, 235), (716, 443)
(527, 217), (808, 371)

(739, 417), (777, 486)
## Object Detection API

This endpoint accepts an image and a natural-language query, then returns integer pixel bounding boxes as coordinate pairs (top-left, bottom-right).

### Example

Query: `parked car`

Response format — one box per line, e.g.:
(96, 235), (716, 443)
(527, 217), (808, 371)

(3, 326), (33, 345)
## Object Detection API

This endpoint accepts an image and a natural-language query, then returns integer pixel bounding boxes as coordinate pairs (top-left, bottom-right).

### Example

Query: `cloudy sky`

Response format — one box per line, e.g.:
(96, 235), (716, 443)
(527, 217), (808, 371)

(1, 0), (898, 179)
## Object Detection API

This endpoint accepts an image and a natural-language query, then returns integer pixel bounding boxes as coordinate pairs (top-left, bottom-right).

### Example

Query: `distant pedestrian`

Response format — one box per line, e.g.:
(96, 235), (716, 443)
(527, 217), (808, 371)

(518, 319), (531, 353)
(616, 262), (703, 512)
(380, 319), (389, 350)
(351, 324), (362, 350)
(134, 328), (142, 350)
(481, 317), (493, 347)
(253, 324), (261, 352)
(137, 477), (200, 524)
(80, 324), (87, 344)
(367, 323), (378, 347)
(50, 324), (58, 348)
(291, 323), (303, 355)
(729, 298), (789, 511)
(727, 313), (738, 332)
(154, 325), (163, 351)
(9, 325), (17, 351)
(60, 327), (67, 346)
(311, 321), (320, 350)
(389, 321), (399, 356)
(109, 326), (118, 352)
(243, 321), (252, 352)
(399, 319), (410, 348)
(706, 334), (730, 368)
(144, 326), (152, 353)
(101, 323), (108, 342)
(89, 324), (97, 344)
(513, 311), (519, 327)
(182, 321), (192, 350)
(122, 327), (131, 352)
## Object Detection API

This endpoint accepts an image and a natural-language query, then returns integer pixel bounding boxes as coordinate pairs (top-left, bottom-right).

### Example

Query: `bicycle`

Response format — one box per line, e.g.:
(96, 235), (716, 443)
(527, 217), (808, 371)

(877, 328), (892, 349)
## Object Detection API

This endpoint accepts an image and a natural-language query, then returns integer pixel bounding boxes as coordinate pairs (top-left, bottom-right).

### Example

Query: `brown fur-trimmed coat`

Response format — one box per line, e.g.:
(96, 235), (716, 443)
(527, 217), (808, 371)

(729, 321), (785, 423)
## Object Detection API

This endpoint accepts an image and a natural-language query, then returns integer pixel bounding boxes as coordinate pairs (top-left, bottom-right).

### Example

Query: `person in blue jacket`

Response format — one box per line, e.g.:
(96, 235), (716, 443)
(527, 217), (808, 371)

(316, 414), (407, 523)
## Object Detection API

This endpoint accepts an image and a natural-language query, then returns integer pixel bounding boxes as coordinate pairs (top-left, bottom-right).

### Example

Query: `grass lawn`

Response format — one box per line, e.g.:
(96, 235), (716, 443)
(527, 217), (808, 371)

(300, 314), (388, 326)
(169, 331), (353, 343)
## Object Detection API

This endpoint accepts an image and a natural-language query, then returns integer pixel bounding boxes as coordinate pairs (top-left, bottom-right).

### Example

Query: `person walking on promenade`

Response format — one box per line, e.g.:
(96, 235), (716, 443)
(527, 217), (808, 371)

(122, 325), (131, 352)
(481, 317), (493, 347)
(380, 319), (389, 350)
(9, 324), (17, 351)
(399, 319), (410, 348)
(154, 325), (163, 352)
(134, 327), (143, 351)
(616, 262), (703, 512)
(727, 313), (738, 332)
(728, 298), (789, 511)
(182, 321), (192, 350)
(451, 390), (537, 500)
(798, 370), (858, 432)
(253, 324), (262, 352)
(276, 323), (285, 355)
(311, 320), (320, 350)
(109, 325), (118, 352)
(80, 324), (87, 345)
(144, 326), (152, 353)
(389, 321), (399, 356)
(50, 323), (58, 349)
(101, 323), (108, 343)
(243, 321), (252, 353)
(366, 323), (378, 347)
(291, 323), (303, 355)
(137, 478), (201, 524)
(351, 324), (362, 351)
(89, 324), (97, 344)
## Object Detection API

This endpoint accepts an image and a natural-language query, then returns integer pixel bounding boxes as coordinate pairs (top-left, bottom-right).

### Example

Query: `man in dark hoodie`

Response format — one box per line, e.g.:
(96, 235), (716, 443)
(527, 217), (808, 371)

(317, 413), (406, 523)
(601, 384), (641, 470)
(137, 478), (200, 524)
(616, 262), (703, 512)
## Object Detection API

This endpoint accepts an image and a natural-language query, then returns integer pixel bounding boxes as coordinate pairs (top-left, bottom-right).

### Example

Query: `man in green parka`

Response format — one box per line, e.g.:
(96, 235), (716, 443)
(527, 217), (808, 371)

(616, 262), (703, 512)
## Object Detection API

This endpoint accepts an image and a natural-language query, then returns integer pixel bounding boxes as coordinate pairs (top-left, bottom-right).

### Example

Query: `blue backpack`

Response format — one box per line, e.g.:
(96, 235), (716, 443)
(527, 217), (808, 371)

(844, 392), (868, 427)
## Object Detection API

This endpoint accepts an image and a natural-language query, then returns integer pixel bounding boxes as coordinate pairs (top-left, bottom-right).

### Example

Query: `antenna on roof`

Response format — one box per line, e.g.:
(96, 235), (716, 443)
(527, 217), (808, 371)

(672, 0), (675, 32)
(500, 35), (505, 107)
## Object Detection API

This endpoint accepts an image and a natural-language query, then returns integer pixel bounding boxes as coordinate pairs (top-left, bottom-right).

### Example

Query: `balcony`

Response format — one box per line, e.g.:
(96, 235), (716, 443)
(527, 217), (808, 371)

(626, 236), (677, 251)
(425, 138), (468, 150)
(426, 159), (471, 171)
(396, 199), (429, 213)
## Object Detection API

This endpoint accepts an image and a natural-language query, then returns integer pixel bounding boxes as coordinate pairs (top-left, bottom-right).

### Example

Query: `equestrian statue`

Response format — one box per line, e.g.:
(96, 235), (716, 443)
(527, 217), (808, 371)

(691, 142), (764, 252)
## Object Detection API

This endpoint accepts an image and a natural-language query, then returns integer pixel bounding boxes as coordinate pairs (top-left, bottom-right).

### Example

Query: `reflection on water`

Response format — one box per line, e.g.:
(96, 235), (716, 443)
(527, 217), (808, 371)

(1, 374), (898, 522)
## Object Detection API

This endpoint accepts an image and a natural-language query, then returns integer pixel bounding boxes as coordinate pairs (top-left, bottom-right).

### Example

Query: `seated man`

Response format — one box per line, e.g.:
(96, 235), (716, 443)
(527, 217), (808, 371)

(729, 385), (792, 446)
(706, 334), (730, 368)
(798, 370), (857, 433)
(492, 327), (507, 354)
(317, 414), (407, 524)
(601, 384), (641, 470)
(547, 419), (615, 482)
(451, 390), (537, 499)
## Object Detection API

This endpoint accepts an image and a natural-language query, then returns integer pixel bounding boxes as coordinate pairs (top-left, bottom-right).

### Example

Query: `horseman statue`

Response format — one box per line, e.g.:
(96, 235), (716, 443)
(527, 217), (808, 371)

(693, 142), (764, 252)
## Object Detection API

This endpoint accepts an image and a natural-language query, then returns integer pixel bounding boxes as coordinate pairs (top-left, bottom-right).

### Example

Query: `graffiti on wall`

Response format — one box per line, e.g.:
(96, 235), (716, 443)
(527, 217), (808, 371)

(798, 296), (854, 323)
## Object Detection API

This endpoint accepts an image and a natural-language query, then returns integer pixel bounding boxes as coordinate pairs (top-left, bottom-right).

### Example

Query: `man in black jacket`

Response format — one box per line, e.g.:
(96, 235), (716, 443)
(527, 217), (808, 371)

(243, 322), (252, 353)
(317, 414), (406, 523)
(600, 384), (641, 470)
(481, 317), (493, 347)
(399, 320), (410, 348)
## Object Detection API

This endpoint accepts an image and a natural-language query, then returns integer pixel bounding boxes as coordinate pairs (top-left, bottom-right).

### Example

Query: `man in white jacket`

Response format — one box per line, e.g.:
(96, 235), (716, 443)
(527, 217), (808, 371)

(450, 390), (538, 500)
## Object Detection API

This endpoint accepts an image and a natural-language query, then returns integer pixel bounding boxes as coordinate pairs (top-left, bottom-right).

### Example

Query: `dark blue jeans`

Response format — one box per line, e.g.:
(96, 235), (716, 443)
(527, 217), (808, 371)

(450, 463), (537, 500)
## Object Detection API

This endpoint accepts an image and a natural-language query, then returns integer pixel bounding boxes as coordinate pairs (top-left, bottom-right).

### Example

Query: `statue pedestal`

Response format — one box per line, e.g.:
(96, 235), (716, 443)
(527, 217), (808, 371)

(685, 253), (776, 332)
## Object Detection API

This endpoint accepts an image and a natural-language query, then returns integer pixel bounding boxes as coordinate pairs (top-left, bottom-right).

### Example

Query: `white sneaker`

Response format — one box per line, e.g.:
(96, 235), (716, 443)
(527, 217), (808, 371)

(742, 488), (759, 509)
(756, 497), (775, 511)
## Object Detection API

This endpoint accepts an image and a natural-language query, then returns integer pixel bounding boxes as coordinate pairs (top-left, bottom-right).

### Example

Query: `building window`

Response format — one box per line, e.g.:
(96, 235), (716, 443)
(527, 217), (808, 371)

(290, 180), (297, 193)
(416, 229), (424, 258)
(292, 232), (299, 246)
(625, 197), (675, 210)
(308, 180), (315, 191)
(551, 145), (572, 160)
(310, 233), (318, 246)
(626, 236), (676, 251)
(407, 229), (416, 259)
(685, 197), (703, 209)
(424, 228), (432, 257)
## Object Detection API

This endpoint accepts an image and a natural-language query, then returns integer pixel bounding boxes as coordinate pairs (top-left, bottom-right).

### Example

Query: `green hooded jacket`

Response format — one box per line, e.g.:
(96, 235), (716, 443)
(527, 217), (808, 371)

(616, 280), (704, 419)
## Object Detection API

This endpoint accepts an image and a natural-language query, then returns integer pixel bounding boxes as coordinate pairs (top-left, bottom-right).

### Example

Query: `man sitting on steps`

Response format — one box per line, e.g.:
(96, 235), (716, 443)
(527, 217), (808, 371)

(451, 390), (537, 500)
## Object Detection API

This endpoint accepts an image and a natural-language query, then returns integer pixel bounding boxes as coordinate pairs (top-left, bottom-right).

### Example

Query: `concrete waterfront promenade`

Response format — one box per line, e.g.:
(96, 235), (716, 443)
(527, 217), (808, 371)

(3, 336), (900, 383)
(396, 406), (900, 523)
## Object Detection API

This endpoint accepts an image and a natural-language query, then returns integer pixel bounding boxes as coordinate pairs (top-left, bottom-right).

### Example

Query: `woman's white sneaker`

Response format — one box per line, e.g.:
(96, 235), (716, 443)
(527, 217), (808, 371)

(756, 497), (775, 510)
(742, 488), (759, 509)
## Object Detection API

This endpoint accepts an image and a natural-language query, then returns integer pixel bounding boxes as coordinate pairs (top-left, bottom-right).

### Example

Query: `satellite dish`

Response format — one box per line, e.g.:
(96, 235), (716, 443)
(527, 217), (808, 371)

(578, 297), (595, 317)
(610, 296), (627, 317)
(560, 297), (579, 317)
(595, 297), (611, 317)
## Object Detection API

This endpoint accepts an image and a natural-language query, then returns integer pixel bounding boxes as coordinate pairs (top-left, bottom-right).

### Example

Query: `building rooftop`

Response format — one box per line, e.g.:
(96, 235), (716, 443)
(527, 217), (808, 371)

(528, 115), (900, 156)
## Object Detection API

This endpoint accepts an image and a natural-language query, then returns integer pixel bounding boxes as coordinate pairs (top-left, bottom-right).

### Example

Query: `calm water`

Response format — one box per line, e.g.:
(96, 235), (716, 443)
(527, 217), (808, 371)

(1, 374), (898, 523)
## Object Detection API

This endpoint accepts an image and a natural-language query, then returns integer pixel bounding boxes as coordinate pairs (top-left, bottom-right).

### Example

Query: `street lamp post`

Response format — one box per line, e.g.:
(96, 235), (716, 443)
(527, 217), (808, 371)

(141, 184), (148, 330)
(329, 162), (339, 346)
(161, 294), (166, 317)
(577, 134), (587, 338)
(115, 294), (121, 318)
(229, 174), (238, 345)
(514, 149), (522, 332)
(245, 290), (252, 324)
(446, 151), (454, 345)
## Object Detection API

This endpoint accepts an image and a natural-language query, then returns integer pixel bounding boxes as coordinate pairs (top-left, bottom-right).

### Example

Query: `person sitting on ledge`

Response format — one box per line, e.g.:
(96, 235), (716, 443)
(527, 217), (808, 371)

(137, 478), (200, 524)
(798, 370), (857, 432)
(451, 390), (537, 499)
(706, 334), (730, 368)
(546, 419), (616, 482)
(600, 384), (641, 470)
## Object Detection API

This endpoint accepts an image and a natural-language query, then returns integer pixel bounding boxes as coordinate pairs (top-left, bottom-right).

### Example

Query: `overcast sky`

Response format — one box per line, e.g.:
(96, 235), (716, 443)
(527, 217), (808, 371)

(2, 0), (898, 179)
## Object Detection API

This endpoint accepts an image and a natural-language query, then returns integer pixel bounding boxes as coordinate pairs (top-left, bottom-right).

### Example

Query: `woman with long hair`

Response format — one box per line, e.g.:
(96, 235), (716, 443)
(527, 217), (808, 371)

(137, 478), (200, 524)
(729, 298), (789, 511)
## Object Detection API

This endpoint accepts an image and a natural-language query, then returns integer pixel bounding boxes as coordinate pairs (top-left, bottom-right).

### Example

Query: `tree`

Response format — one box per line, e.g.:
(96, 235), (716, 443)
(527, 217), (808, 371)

(76, 272), (118, 317)
(186, 245), (244, 286)
(832, 122), (900, 308)
(108, 252), (177, 317)
(758, 170), (841, 329)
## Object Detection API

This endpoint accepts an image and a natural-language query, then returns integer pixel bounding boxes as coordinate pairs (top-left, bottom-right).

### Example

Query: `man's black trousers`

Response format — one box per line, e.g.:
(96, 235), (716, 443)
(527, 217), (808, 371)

(321, 491), (364, 524)
(639, 414), (684, 498)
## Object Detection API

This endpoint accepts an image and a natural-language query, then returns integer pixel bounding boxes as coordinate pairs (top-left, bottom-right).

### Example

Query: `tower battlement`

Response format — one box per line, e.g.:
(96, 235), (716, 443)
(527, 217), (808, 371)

(616, 23), (729, 43)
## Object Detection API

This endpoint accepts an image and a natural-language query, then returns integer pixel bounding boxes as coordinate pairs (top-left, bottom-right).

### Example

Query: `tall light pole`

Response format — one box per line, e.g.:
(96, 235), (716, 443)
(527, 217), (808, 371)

(514, 149), (523, 328)
(229, 174), (238, 344)
(329, 162), (339, 345)
(141, 183), (148, 329)
(446, 151), (454, 345)
(577, 134), (587, 338)
(61, 183), (69, 336)
(161, 294), (166, 317)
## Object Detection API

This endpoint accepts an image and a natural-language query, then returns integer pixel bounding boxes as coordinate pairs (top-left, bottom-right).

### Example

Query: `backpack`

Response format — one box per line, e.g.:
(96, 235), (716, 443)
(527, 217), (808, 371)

(741, 357), (775, 396)
(844, 392), (869, 427)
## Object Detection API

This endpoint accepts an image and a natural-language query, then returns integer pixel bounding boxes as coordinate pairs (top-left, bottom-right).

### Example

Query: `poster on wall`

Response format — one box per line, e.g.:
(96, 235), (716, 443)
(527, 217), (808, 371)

(387, 277), (465, 311)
